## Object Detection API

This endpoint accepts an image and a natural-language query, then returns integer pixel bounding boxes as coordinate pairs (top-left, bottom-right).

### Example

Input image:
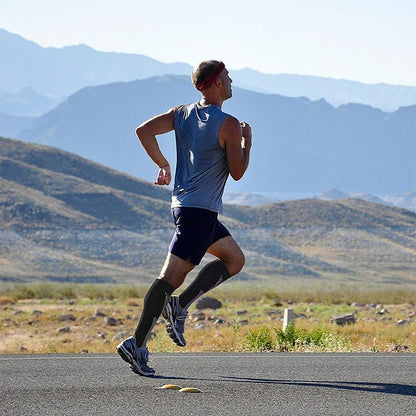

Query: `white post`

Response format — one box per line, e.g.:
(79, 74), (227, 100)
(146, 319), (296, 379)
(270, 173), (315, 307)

(283, 308), (295, 331)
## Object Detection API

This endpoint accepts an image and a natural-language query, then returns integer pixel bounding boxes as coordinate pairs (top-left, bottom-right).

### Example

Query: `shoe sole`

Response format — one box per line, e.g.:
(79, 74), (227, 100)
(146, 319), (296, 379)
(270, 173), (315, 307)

(116, 343), (155, 377)
(166, 324), (186, 347)
(162, 303), (186, 347)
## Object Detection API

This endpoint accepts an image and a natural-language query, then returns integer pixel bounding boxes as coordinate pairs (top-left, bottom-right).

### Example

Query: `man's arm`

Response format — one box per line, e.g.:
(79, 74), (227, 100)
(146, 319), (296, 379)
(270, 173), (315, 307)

(135, 108), (175, 185)
(219, 116), (252, 180)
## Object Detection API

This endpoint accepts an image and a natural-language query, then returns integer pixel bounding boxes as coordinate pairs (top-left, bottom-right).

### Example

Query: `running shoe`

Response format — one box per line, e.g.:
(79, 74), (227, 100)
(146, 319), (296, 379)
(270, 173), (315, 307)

(116, 336), (155, 376)
(162, 296), (188, 347)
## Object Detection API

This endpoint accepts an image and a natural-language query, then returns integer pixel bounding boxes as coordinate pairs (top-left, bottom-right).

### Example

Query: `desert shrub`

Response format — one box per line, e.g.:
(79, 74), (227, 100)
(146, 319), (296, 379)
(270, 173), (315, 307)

(0, 296), (16, 305)
(247, 326), (274, 351)
(58, 286), (77, 299)
(274, 325), (350, 352)
(118, 286), (144, 299)
(274, 324), (300, 351)
(124, 298), (140, 307)
(246, 325), (350, 352)
(81, 285), (109, 300)
(33, 284), (56, 299)
(13, 285), (36, 299)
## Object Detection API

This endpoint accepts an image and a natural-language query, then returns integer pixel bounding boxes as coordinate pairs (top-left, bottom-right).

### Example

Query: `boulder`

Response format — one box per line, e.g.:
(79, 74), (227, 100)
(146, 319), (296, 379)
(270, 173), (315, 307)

(94, 309), (107, 317)
(195, 297), (222, 310)
(376, 308), (390, 315)
(58, 314), (76, 321)
(190, 311), (206, 322)
(331, 313), (355, 326)
(104, 317), (118, 326)
(57, 326), (71, 333)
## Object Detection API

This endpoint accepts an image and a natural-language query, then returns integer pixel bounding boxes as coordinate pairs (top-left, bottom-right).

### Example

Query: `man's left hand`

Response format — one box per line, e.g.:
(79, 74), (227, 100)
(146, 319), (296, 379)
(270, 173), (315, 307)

(155, 165), (171, 185)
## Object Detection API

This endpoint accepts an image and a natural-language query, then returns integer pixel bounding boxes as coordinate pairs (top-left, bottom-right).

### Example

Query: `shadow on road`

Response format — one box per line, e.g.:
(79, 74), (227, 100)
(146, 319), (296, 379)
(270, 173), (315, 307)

(220, 376), (416, 397)
(151, 373), (415, 397)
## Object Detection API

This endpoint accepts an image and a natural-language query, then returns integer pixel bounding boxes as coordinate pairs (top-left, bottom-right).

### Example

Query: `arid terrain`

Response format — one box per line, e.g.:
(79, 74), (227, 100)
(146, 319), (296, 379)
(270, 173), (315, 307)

(1, 285), (414, 354)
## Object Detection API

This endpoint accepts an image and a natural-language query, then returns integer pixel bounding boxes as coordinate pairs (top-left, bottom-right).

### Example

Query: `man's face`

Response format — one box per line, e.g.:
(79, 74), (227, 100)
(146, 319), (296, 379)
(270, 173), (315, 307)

(219, 69), (233, 99)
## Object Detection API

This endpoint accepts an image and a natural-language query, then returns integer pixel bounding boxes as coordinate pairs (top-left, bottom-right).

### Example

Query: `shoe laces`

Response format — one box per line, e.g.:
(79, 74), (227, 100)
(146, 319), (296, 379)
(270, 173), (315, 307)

(175, 311), (187, 333)
(173, 298), (188, 319)
(177, 309), (188, 320)
(137, 347), (152, 364)
(145, 348), (153, 363)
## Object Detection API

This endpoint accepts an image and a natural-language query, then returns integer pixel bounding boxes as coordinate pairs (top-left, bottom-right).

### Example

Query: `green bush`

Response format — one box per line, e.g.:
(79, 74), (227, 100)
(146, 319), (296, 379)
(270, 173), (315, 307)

(274, 324), (300, 352)
(13, 286), (36, 299)
(58, 286), (77, 299)
(33, 283), (56, 299)
(247, 326), (274, 351)
(246, 325), (350, 352)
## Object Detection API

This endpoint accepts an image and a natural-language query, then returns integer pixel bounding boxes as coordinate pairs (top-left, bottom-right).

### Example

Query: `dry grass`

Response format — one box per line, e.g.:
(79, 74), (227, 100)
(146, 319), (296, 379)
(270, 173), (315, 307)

(0, 296), (16, 306)
(1, 284), (414, 354)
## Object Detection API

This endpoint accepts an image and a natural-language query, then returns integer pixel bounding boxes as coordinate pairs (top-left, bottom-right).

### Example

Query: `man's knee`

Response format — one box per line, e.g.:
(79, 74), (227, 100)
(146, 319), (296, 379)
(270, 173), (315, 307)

(159, 253), (195, 289)
(228, 250), (245, 276)
(208, 236), (246, 277)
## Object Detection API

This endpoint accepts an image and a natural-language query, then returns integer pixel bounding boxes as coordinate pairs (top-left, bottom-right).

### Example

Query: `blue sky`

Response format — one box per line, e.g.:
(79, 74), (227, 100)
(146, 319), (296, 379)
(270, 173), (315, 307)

(1, 0), (415, 85)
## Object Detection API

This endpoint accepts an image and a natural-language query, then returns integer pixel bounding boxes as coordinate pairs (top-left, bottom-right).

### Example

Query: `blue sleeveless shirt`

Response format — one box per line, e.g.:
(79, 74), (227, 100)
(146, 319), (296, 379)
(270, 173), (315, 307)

(171, 102), (230, 213)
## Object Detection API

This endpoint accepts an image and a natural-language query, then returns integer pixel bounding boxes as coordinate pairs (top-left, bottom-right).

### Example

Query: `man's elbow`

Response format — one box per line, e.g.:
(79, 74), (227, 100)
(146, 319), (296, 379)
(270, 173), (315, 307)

(230, 168), (245, 181)
(135, 126), (144, 139)
(135, 125), (149, 144)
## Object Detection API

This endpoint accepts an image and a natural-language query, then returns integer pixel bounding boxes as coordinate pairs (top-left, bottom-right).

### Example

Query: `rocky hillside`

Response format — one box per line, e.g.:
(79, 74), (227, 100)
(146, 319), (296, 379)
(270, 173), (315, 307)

(1, 137), (172, 230)
(1, 137), (415, 286)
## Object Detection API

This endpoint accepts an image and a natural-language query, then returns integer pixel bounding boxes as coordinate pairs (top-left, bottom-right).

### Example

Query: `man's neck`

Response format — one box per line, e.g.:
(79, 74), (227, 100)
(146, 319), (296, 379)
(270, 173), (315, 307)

(200, 96), (224, 108)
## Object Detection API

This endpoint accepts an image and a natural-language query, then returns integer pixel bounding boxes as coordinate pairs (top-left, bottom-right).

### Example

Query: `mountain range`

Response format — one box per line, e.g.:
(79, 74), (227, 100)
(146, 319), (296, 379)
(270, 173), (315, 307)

(223, 189), (416, 212)
(318, 188), (416, 212)
(14, 75), (415, 196)
(0, 87), (61, 117)
(1, 28), (415, 115)
(1, 136), (415, 286)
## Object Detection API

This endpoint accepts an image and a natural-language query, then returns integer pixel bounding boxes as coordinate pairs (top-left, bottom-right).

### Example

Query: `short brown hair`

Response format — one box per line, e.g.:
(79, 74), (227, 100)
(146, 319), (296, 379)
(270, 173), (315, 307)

(191, 60), (221, 87)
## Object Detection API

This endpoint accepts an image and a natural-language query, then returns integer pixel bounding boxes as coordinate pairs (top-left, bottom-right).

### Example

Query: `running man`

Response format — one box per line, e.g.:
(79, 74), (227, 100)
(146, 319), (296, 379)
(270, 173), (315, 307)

(117, 60), (252, 376)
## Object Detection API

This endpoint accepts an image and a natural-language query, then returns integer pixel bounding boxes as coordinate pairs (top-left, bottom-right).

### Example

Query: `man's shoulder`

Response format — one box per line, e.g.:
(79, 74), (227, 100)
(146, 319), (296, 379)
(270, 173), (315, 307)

(218, 115), (241, 147)
(221, 114), (240, 128)
(173, 102), (198, 114)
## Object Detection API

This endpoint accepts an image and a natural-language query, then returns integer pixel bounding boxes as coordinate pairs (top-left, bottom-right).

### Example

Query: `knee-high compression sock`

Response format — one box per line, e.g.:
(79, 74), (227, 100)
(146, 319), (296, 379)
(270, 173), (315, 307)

(134, 279), (174, 348)
(178, 260), (230, 310)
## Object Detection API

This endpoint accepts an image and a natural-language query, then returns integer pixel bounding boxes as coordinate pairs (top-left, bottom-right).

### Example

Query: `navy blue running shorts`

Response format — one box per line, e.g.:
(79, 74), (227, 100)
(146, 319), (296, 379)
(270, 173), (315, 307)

(168, 207), (231, 265)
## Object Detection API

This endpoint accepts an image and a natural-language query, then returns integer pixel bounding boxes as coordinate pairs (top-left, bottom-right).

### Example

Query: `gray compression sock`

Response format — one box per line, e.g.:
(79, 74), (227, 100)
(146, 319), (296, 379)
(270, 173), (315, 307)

(178, 260), (230, 310)
(134, 279), (174, 348)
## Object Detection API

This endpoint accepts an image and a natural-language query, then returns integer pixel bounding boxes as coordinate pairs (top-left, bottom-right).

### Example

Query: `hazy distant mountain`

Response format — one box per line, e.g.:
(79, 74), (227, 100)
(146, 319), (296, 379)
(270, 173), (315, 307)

(1, 137), (415, 284)
(1, 29), (415, 112)
(0, 112), (35, 137)
(0, 29), (191, 98)
(320, 189), (350, 201)
(18, 76), (416, 195)
(382, 190), (416, 213)
(0, 87), (61, 117)
(232, 69), (416, 112)
(320, 188), (387, 205)
(320, 189), (387, 205)
(222, 192), (272, 206)
(319, 188), (416, 212)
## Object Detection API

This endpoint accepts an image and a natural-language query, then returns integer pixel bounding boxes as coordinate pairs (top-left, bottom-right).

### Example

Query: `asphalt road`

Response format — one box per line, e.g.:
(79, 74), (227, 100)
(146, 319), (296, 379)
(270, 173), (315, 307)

(1, 353), (415, 415)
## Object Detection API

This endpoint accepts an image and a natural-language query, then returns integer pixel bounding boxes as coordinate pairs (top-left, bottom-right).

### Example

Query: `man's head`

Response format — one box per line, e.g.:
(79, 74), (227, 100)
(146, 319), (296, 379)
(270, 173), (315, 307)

(191, 60), (232, 99)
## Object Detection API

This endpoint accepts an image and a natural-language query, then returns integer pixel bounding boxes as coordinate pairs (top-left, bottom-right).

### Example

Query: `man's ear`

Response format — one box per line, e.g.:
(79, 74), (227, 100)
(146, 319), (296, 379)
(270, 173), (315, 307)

(213, 77), (222, 88)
